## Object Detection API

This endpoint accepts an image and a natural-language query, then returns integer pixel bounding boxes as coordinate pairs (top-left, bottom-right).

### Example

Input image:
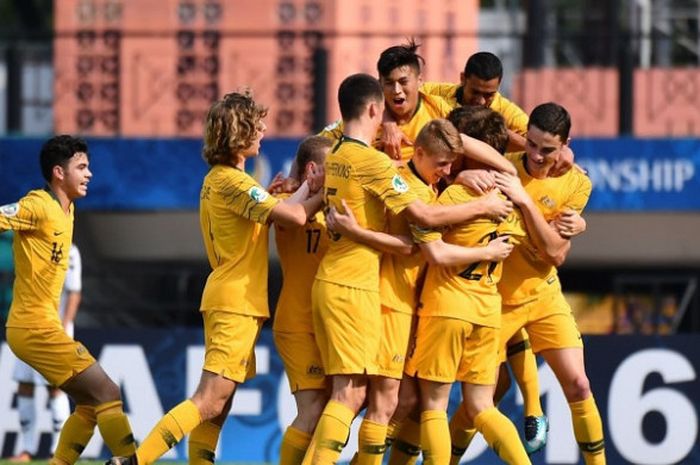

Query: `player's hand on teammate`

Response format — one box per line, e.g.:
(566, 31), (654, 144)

(306, 163), (325, 194)
(494, 171), (529, 207)
(552, 209), (586, 238)
(480, 189), (514, 222)
(379, 122), (412, 160)
(267, 172), (286, 194)
(454, 169), (496, 195)
(484, 235), (514, 261)
(550, 145), (575, 177)
(325, 199), (358, 238)
(281, 177), (301, 193)
(268, 172), (301, 195)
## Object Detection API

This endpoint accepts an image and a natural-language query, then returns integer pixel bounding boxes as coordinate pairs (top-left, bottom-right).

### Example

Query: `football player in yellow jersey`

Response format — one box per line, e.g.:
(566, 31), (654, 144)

(307, 74), (527, 465)
(2, 135), (138, 465)
(107, 92), (324, 465)
(420, 51), (528, 153)
(320, 40), (453, 163)
(444, 106), (549, 460)
(494, 103), (605, 465)
(273, 136), (334, 465)
(324, 119), (516, 465)
(405, 137), (532, 465)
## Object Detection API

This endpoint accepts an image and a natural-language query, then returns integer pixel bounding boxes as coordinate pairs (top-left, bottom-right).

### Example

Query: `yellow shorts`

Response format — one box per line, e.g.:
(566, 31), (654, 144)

(376, 307), (414, 379)
(404, 316), (499, 385)
(312, 279), (380, 376)
(202, 310), (263, 383)
(500, 292), (582, 361)
(6, 326), (96, 387)
(273, 331), (326, 392)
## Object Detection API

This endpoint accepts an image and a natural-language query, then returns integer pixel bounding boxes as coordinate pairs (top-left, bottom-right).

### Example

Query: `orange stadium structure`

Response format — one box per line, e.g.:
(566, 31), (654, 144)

(54, 0), (478, 137)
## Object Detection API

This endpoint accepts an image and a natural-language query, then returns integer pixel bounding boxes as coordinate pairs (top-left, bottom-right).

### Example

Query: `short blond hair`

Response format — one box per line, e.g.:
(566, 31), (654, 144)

(414, 119), (463, 159)
(202, 91), (268, 166)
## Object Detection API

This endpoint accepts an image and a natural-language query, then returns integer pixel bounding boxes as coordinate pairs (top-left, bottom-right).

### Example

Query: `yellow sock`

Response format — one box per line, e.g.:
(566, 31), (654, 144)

(357, 419), (388, 465)
(570, 397), (606, 465)
(388, 417), (421, 465)
(136, 399), (202, 465)
(311, 400), (354, 465)
(507, 339), (543, 417)
(188, 421), (221, 465)
(50, 405), (97, 465)
(448, 406), (476, 465)
(421, 410), (449, 465)
(474, 407), (530, 465)
(385, 418), (402, 447)
(95, 401), (136, 457)
(279, 426), (312, 465)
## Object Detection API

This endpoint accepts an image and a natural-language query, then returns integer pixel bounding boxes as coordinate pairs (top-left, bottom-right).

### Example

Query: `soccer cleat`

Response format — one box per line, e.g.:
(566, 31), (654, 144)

(524, 415), (549, 455)
(105, 456), (137, 465)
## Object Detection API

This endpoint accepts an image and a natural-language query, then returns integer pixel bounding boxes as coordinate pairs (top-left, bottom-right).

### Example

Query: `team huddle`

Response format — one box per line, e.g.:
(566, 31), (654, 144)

(1, 42), (604, 465)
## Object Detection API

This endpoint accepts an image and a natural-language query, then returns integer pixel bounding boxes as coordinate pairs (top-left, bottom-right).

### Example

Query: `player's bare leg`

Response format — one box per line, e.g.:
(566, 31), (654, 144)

(461, 382), (530, 465)
(53, 363), (135, 465)
(417, 379), (451, 465)
(303, 374), (366, 465)
(188, 392), (235, 465)
(540, 348), (605, 464)
(387, 376), (421, 465)
(280, 388), (328, 465)
(354, 376), (400, 465)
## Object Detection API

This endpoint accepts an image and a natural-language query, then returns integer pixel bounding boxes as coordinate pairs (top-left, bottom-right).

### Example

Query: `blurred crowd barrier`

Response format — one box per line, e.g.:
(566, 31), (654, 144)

(1, 331), (699, 464)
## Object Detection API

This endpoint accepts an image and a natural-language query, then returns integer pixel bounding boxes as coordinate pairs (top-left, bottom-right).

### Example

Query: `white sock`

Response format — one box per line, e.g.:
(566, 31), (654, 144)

(17, 395), (37, 455)
(49, 391), (71, 453)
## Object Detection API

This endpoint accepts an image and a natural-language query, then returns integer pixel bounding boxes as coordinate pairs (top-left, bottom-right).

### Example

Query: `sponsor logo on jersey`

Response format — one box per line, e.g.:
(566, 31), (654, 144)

(248, 186), (269, 203)
(392, 175), (409, 193)
(0, 203), (19, 217)
(539, 195), (556, 209)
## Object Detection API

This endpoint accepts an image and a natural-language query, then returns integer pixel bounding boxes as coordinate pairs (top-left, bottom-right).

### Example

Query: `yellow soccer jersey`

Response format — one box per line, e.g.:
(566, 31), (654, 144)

(421, 82), (529, 136)
(199, 165), (280, 317)
(418, 185), (527, 328)
(379, 162), (437, 314)
(498, 152), (592, 305)
(273, 197), (328, 333)
(315, 136), (417, 291)
(2, 189), (74, 329)
(319, 93), (452, 163)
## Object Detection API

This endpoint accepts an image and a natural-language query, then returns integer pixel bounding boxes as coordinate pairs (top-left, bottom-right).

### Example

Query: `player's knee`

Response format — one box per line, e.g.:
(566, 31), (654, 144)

(464, 396), (493, 423)
(564, 375), (591, 402)
(376, 390), (399, 417)
(96, 379), (122, 403)
(195, 396), (230, 422)
(298, 395), (327, 428)
(395, 388), (418, 419)
(332, 386), (365, 414)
